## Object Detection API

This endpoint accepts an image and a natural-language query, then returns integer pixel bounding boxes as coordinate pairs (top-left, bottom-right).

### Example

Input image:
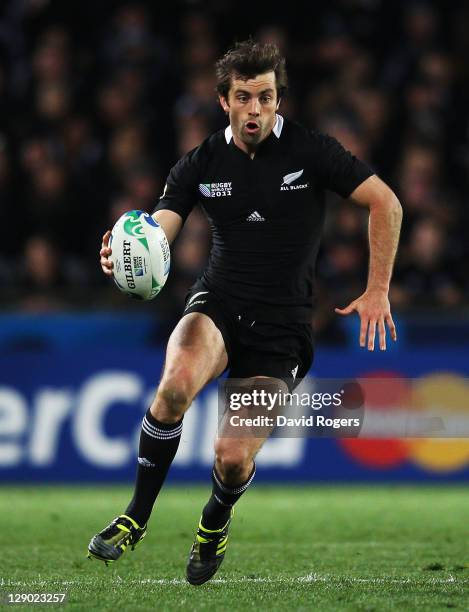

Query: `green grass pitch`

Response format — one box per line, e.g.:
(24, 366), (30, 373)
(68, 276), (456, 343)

(1, 485), (467, 611)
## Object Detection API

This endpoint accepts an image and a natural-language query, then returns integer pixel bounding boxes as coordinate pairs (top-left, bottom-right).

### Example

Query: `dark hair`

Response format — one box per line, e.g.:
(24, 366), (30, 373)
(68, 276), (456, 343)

(215, 39), (288, 99)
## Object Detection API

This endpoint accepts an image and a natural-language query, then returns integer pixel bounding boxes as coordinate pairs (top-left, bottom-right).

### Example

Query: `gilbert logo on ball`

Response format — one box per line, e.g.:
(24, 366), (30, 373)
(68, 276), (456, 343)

(109, 210), (170, 301)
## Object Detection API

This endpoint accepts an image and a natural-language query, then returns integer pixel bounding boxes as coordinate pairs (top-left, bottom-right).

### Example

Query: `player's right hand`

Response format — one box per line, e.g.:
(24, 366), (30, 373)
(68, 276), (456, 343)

(100, 230), (113, 276)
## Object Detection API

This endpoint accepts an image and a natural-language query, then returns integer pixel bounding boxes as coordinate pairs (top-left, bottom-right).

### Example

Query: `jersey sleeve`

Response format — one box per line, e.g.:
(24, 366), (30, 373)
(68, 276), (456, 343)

(153, 150), (200, 223)
(313, 132), (374, 198)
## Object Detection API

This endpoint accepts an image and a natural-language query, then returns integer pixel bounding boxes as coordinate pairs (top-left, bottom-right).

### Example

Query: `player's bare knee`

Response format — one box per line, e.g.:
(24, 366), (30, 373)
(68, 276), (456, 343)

(214, 440), (252, 483)
(151, 381), (192, 423)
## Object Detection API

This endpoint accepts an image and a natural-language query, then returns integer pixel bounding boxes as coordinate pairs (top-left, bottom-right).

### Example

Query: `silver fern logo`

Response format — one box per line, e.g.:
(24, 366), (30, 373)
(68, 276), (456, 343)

(280, 169), (308, 191)
(282, 169), (303, 186)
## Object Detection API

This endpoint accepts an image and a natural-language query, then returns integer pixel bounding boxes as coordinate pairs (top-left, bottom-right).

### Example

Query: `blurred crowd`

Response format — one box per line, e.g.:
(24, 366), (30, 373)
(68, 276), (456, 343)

(1, 0), (469, 342)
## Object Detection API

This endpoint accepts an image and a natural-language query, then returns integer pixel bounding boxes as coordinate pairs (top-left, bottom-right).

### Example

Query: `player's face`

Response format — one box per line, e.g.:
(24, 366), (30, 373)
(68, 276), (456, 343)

(219, 71), (279, 155)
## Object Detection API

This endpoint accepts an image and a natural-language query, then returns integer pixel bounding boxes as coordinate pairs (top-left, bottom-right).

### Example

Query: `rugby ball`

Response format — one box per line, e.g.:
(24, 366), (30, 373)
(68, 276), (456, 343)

(109, 210), (170, 300)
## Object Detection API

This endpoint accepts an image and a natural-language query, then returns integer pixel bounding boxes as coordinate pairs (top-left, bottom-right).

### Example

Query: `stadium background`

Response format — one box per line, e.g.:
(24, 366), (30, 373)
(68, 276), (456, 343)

(1, 0), (469, 486)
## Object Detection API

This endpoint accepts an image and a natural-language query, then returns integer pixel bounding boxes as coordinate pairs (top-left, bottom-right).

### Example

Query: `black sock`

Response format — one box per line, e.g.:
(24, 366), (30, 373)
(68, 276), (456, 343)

(201, 463), (256, 530)
(125, 408), (183, 526)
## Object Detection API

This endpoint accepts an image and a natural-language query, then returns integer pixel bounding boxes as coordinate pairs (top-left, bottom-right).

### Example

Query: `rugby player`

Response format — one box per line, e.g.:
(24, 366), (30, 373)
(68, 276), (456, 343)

(88, 40), (402, 585)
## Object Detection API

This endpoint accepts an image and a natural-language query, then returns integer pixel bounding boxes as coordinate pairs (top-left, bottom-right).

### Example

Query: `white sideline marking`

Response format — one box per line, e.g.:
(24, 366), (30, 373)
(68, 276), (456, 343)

(2, 574), (464, 587)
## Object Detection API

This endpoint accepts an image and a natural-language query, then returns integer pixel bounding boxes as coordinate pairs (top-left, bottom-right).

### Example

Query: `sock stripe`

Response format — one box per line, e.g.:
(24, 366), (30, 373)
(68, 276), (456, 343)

(143, 416), (183, 434)
(213, 493), (232, 507)
(142, 423), (171, 440)
(142, 422), (178, 440)
(142, 418), (183, 440)
(143, 416), (183, 433)
(142, 423), (183, 441)
(212, 465), (256, 496)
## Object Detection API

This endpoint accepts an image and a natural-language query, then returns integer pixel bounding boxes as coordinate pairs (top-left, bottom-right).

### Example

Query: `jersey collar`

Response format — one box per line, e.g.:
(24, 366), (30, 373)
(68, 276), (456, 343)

(224, 114), (284, 144)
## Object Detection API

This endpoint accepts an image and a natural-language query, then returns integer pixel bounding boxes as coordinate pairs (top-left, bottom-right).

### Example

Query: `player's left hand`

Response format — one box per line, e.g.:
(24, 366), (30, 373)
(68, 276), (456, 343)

(334, 289), (397, 351)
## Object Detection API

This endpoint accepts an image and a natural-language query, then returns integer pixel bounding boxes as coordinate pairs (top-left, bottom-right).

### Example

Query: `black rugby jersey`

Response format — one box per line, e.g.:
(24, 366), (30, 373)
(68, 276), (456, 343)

(154, 115), (373, 323)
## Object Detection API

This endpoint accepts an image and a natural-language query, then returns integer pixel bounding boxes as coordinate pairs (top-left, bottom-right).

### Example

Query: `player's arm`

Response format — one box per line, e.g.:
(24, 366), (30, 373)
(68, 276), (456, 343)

(101, 151), (199, 277)
(151, 209), (183, 244)
(335, 174), (403, 350)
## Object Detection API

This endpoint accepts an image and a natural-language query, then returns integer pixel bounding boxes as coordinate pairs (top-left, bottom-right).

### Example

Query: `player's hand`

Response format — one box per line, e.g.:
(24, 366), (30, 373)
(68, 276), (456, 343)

(334, 289), (397, 351)
(100, 230), (113, 276)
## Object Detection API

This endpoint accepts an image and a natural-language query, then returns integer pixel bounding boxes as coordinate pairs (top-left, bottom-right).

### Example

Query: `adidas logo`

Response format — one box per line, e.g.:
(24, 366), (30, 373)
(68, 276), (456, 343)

(291, 364), (299, 382)
(138, 457), (156, 468)
(246, 211), (265, 222)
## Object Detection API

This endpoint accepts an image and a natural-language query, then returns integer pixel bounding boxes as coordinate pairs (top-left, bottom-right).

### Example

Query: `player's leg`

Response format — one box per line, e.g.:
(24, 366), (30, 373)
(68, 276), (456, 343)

(205, 375), (283, 524)
(124, 312), (228, 526)
(87, 313), (228, 564)
(186, 376), (284, 585)
(186, 316), (313, 583)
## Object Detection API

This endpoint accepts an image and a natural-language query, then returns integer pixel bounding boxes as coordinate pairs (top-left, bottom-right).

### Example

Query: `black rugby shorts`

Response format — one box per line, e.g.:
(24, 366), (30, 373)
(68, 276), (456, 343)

(182, 283), (314, 390)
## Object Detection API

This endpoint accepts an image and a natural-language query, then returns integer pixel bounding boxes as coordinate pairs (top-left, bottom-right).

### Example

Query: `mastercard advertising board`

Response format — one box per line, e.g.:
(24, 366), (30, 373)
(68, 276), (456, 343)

(0, 346), (468, 482)
(313, 349), (469, 478)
